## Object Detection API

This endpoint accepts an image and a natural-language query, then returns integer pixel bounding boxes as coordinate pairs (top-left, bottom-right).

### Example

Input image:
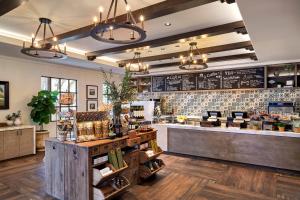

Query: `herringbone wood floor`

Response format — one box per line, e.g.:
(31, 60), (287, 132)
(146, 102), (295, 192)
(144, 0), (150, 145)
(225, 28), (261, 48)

(0, 152), (300, 200)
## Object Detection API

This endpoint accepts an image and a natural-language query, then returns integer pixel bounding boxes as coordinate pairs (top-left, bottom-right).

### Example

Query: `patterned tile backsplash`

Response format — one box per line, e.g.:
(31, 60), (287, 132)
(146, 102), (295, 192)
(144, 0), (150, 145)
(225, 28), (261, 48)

(138, 88), (300, 116)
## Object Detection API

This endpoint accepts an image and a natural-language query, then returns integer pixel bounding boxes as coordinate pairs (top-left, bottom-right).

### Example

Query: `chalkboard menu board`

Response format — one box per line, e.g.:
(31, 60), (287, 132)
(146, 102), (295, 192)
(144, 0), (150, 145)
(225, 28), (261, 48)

(182, 74), (197, 91)
(152, 76), (166, 92)
(198, 71), (222, 90)
(149, 67), (265, 92)
(166, 75), (182, 91)
(222, 67), (264, 89)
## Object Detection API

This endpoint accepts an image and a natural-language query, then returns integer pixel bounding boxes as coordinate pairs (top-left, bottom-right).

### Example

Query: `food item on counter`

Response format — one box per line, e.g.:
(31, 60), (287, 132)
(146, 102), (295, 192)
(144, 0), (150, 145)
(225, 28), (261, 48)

(102, 120), (110, 138)
(94, 121), (103, 138)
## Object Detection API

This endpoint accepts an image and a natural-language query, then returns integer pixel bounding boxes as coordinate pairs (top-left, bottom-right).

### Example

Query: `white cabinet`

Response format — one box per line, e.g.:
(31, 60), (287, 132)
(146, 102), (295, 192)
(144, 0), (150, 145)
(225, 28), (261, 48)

(152, 124), (168, 151)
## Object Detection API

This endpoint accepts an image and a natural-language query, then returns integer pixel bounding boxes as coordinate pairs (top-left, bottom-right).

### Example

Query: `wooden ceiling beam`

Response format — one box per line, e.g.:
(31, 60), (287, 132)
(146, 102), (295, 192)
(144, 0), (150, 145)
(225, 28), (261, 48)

(46, 0), (218, 44)
(149, 53), (256, 69)
(86, 21), (245, 57)
(118, 41), (253, 64)
(0, 0), (28, 16)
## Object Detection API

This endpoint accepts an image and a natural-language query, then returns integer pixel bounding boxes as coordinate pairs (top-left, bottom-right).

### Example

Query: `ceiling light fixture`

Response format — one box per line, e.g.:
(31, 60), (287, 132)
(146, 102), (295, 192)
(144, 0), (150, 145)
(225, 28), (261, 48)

(90, 0), (146, 44)
(179, 42), (208, 70)
(21, 18), (67, 59)
(125, 52), (149, 74)
(164, 22), (172, 26)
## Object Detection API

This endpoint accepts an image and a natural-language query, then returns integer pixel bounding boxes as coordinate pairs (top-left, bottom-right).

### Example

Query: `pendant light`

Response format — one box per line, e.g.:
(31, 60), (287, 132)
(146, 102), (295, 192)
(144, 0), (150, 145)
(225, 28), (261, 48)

(125, 52), (149, 74)
(179, 42), (208, 70)
(21, 18), (67, 59)
(90, 0), (146, 44)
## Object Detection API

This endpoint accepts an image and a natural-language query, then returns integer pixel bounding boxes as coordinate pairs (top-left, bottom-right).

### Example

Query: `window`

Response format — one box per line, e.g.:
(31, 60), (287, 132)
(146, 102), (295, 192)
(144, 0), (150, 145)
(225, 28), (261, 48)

(41, 76), (78, 121)
(102, 83), (111, 104)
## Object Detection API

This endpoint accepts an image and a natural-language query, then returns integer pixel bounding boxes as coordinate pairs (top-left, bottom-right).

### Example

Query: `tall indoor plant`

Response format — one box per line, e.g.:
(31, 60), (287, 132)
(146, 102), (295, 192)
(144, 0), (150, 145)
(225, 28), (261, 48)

(103, 70), (137, 136)
(27, 90), (58, 131)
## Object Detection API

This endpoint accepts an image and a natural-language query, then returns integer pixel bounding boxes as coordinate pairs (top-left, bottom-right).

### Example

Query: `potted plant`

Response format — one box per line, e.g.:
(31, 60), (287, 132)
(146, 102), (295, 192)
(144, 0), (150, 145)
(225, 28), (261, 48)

(293, 120), (300, 133)
(27, 90), (58, 150)
(5, 114), (14, 126)
(275, 122), (286, 132)
(103, 70), (137, 137)
(12, 110), (22, 125)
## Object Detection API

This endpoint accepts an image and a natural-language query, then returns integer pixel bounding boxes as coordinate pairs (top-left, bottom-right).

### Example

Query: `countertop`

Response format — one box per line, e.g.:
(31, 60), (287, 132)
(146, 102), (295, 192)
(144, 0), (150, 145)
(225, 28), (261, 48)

(0, 125), (35, 132)
(152, 123), (300, 138)
(46, 130), (157, 148)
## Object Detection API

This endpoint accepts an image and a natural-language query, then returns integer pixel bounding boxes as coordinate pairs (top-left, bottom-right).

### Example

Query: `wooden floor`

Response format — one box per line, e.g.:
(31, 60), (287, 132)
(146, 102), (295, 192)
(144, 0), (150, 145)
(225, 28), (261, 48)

(0, 153), (300, 200)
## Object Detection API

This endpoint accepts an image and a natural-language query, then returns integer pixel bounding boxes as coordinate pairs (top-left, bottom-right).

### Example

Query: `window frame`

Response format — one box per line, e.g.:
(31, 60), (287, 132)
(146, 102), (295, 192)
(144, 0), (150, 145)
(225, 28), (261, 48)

(41, 76), (78, 121)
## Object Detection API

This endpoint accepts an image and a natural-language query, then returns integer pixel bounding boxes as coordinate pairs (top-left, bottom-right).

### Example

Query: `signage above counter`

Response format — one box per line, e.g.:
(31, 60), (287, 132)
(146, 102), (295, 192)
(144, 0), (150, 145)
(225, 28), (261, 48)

(151, 67), (265, 92)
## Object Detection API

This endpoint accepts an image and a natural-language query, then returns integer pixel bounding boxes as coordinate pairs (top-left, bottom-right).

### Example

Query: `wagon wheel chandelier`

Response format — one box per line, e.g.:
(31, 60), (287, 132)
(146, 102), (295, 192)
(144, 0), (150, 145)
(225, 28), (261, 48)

(125, 52), (149, 74)
(90, 0), (146, 44)
(21, 18), (67, 59)
(179, 42), (208, 70)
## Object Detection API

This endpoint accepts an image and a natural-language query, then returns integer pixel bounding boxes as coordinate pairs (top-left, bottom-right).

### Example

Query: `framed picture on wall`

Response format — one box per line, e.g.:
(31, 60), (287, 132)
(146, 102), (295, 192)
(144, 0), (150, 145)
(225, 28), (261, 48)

(0, 81), (9, 110)
(86, 99), (98, 112)
(86, 85), (98, 99)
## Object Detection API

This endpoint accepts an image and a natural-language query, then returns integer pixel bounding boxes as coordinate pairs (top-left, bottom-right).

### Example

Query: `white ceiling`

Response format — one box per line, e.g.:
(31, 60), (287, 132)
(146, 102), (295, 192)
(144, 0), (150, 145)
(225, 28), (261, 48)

(237, 0), (300, 62)
(0, 0), (298, 74)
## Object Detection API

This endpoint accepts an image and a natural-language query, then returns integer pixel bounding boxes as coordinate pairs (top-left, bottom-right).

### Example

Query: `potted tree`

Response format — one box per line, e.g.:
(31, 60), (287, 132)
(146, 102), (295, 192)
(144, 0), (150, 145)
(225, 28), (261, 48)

(103, 70), (137, 137)
(27, 90), (58, 151)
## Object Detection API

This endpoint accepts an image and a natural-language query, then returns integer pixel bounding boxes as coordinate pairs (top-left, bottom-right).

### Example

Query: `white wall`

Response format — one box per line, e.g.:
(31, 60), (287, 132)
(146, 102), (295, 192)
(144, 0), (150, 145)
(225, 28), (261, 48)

(0, 55), (122, 136)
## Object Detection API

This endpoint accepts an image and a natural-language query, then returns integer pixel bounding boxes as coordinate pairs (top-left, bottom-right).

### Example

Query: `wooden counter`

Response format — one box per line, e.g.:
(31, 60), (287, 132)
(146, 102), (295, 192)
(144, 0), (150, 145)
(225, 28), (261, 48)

(45, 130), (158, 200)
(153, 124), (300, 171)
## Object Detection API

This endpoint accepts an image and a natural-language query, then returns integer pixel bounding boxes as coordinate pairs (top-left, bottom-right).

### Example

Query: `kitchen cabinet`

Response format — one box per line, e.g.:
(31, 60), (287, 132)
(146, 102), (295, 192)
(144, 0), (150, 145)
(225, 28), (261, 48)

(0, 127), (35, 161)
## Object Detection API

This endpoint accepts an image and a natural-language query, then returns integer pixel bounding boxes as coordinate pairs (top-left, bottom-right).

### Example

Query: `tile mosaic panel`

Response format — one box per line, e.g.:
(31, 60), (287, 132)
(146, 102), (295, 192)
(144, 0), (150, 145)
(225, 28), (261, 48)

(138, 89), (300, 116)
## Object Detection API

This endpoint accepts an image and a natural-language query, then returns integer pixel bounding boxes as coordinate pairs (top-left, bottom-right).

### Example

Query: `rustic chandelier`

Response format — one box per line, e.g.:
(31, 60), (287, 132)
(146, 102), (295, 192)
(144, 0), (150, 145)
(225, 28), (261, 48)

(21, 18), (67, 59)
(179, 42), (208, 70)
(90, 0), (146, 44)
(125, 52), (149, 74)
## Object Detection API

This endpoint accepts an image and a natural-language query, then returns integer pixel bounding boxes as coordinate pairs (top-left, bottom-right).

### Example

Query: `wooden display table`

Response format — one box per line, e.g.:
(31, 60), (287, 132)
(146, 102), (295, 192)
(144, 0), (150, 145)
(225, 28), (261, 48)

(45, 130), (163, 200)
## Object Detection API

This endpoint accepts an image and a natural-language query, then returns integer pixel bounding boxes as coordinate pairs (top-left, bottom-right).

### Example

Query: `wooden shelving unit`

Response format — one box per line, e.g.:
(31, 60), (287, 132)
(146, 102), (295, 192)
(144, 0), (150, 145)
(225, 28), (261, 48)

(45, 130), (164, 200)
(93, 161), (128, 186)
(139, 148), (163, 164)
(93, 176), (130, 200)
(139, 159), (165, 179)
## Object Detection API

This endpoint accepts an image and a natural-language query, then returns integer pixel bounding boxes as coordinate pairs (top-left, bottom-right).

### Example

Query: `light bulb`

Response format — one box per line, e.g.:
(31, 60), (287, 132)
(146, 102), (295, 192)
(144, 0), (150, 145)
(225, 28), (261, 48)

(31, 33), (35, 38)
(53, 37), (57, 42)
(126, 4), (131, 11)
(93, 16), (98, 23)
(193, 60), (197, 64)
(202, 54), (208, 62)
(179, 55), (184, 60)
(139, 15), (144, 22)
(109, 26), (114, 30)
(190, 52), (193, 57)
(98, 6), (104, 13)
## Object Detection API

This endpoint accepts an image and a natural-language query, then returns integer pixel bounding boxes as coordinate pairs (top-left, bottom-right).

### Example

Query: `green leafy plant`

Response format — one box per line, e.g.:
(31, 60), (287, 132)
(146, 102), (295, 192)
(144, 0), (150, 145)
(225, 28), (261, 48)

(5, 114), (13, 121)
(275, 122), (285, 128)
(5, 110), (21, 121)
(102, 70), (137, 116)
(27, 90), (58, 131)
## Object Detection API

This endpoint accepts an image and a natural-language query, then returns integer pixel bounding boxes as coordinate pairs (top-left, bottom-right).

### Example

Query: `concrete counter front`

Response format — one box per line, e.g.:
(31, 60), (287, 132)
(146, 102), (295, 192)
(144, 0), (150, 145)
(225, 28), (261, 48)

(152, 124), (300, 171)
